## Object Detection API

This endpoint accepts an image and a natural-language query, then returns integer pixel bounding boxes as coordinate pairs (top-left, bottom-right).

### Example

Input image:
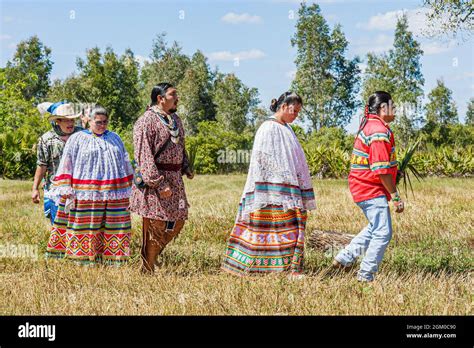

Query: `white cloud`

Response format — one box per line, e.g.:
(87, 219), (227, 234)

(358, 62), (368, 73)
(0, 34), (12, 41)
(357, 8), (429, 36)
(286, 70), (296, 79)
(356, 8), (457, 56)
(352, 34), (393, 55)
(221, 12), (262, 24)
(135, 55), (151, 66)
(421, 40), (456, 55)
(450, 72), (474, 81)
(207, 49), (265, 61)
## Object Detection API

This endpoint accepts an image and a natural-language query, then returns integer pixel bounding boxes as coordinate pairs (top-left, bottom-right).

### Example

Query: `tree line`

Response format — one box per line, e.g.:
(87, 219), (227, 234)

(1, 2), (473, 178)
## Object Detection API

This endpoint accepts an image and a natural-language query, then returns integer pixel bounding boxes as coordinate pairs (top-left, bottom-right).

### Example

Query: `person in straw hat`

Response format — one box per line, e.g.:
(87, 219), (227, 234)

(32, 102), (82, 228)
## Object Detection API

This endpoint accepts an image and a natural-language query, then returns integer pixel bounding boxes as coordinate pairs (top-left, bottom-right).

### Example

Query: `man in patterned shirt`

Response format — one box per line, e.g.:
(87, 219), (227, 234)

(130, 83), (194, 273)
(32, 102), (82, 224)
(333, 91), (405, 282)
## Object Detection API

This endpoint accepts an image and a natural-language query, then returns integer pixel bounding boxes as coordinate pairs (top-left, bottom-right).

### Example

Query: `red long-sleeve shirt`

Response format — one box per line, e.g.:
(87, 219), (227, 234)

(348, 114), (398, 203)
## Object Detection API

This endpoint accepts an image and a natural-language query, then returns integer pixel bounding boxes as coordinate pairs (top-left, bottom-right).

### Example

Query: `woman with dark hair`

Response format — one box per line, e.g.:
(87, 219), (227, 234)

(222, 91), (316, 277)
(48, 106), (134, 265)
(333, 91), (404, 282)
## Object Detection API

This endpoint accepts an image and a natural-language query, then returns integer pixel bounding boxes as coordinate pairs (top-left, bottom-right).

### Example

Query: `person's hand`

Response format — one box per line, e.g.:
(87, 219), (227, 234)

(393, 199), (404, 213)
(159, 186), (172, 199)
(186, 171), (194, 180)
(32, 189), (40, 204)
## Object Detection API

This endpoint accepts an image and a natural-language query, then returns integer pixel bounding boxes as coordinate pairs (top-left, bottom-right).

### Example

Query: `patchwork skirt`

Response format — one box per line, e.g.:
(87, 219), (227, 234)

(46, 196), (131, 265)
(222, 205), (307, 276)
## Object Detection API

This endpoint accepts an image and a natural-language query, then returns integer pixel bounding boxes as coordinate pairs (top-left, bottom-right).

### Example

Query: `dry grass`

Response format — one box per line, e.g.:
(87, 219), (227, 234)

(0, 176), (472, 315)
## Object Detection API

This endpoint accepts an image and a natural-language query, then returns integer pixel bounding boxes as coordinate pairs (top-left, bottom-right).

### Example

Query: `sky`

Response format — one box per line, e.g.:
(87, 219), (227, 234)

(1, 0), (473, 133)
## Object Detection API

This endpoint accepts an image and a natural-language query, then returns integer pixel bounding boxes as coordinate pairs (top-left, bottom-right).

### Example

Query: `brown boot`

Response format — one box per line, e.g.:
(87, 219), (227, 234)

(141, 218), (166, 274)
(141, 219), (185, 274)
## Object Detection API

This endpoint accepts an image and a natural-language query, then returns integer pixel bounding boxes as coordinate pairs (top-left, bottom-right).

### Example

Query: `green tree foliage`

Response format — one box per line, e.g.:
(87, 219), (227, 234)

(5, 36), (53, 103)
(73, 47), (141, 128)
(362, 14), (424, 146)
(291, 3), (361, 130)
(187, 121), (254, 174)
(177, 51), (216, 135)
(0, 68), (50, 178)
(422, 79), (461, 146)
(425, 79), (458, 125)
(423, 0), (474, 38)
(213, 73), (259, 133)
(466, 98), (474, 125)
(140, 33), (191, 106)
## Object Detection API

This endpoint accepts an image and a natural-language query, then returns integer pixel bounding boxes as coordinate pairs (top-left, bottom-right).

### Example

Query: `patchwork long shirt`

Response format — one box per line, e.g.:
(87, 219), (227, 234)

(129, 109), (190, 221)
(36, 128), (82, 194)
(348, 114), (397, 203)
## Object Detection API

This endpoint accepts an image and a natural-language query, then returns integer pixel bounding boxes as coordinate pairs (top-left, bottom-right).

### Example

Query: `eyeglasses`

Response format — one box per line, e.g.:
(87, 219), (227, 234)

(94, 120), (108, 126)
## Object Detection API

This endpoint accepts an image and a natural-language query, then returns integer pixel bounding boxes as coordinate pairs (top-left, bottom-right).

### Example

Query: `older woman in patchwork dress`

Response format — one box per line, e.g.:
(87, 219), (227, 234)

(222, 92), (316, 277)
(48, 106), (133, 265)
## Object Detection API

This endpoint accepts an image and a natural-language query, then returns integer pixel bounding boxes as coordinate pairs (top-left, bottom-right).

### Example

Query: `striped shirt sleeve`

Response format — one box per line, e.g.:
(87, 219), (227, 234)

(368, 132), (392, 174)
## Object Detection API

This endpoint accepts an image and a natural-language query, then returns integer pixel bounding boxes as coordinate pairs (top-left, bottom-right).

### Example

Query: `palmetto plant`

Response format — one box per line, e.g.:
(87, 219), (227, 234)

(185, 142), (199, 174)
(396, 138), (423, 197)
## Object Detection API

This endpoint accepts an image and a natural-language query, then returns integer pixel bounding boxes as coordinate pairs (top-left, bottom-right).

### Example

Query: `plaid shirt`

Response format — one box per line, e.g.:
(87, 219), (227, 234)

(36, 128), (81, 190)
(348, 114), (397, 203)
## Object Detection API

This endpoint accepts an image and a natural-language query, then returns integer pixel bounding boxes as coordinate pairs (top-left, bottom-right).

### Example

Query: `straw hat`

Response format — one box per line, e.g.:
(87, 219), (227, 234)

(48, 103), (81, 121)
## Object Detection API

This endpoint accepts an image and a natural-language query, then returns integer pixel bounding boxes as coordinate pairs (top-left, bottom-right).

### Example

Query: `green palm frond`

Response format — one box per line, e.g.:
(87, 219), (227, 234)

(186, 142), (199, 174)
(397, 138), (423, 198)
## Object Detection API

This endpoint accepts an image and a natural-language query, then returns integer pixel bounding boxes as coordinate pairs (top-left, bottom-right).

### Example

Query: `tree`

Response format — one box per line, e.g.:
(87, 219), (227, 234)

(361, 53), (395, 102)
(213, 73), (259, 133)
(466, 98), (474, 125)
(390, 14), (425, 145)
(425, 79), (458, 125)
(74, 47), (141, 128)
(5, 36), (53, 102)
(361, 14), (424, 146)
(177, 51), (216, 135)
(291, 3), (361, 131)
(422, 79), (459, 146)
(47, 75), (89, 102)
(140, 33), (191, 106)
(423, 0), (474, 39)
(0, 68), (50, 178)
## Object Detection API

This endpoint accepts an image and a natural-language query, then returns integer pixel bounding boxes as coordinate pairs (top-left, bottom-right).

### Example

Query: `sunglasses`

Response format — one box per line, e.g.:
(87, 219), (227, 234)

(93, 120), (109, 126)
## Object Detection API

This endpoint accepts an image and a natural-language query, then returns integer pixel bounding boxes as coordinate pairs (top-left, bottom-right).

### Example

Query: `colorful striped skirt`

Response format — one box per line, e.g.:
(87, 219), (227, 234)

(222, 205), (307, 276)
(46, 197), (131, 265)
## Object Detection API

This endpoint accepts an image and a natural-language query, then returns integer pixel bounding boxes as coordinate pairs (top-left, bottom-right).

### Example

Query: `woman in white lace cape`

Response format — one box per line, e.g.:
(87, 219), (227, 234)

(45, 107), (133, 265)
(222, 92), (316, 276)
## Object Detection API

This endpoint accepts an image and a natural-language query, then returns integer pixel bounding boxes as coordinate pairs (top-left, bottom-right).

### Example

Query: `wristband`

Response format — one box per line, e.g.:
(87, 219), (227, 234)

(391, 191), (401, 202)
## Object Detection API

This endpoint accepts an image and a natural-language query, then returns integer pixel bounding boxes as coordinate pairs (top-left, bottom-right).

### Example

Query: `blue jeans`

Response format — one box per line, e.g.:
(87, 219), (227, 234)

(335, 195), (392, 281)
(44, 197), (58, 225)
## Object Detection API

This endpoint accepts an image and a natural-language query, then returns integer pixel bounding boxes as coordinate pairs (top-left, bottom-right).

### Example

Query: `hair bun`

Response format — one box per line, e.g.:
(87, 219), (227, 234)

(270, 98), (278, 112)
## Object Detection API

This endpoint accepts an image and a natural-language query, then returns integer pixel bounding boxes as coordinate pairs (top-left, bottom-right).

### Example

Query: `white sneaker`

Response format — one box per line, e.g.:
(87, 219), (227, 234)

(357, 275), (373, 283)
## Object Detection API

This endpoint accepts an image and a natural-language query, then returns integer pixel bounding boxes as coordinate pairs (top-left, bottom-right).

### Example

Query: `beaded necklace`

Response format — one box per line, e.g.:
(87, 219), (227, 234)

(150, 106), (180, 144)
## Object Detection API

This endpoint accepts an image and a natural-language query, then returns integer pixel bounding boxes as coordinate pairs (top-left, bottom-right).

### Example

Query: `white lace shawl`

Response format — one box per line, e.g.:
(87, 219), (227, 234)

(236, 119), (316, 222)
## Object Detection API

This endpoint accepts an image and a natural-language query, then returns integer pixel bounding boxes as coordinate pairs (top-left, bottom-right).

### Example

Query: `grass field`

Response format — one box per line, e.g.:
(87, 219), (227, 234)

(0, 176), (472, 315)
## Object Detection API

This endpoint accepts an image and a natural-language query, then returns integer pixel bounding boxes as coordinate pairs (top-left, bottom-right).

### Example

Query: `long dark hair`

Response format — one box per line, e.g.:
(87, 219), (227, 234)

(358, 91), (392, 134)
(270, 91), (303, 112)
(150, 82), (174, 106)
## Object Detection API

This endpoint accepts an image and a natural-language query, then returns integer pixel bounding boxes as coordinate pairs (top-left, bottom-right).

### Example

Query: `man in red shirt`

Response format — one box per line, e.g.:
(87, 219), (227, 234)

(333, 91), (405, 282)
